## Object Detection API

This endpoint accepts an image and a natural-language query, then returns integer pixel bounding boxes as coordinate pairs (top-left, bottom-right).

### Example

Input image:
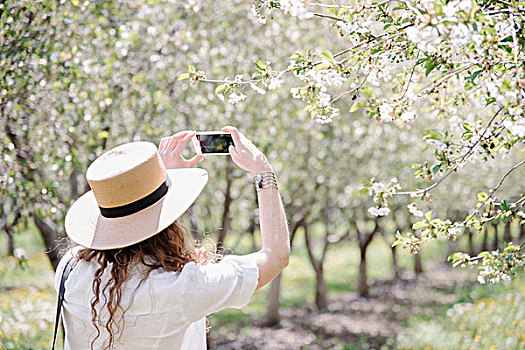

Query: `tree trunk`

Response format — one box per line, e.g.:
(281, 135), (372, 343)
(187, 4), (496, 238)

(2, 211), (21, 257)
(265, 273), (282, 326)
(33, 215), (61, 271)
(356, 220), (378, 298)
(491, 223), (498, 251)
(358, 247), (368, 297)
(520, 223), (525, 244)
(304, 223), (329, 309)
(503, 221), (511, 246)
(391, 244), (401, 280)
(6, 231), (14, 256)
(481, 225), (489, 252)
(467, 229), (475, 256)
(217, 163), (232, 247)
(414, 252), (423, 275)
(315, 266), (328, 310)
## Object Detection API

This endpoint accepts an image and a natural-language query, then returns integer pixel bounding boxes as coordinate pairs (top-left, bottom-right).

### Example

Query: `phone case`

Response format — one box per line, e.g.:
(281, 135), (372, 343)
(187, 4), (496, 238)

(191, 131), (232, 155)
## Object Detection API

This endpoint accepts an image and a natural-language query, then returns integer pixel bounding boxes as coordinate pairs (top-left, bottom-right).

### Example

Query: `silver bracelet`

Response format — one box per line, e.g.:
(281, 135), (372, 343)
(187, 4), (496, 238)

(254, 171), (278, 192)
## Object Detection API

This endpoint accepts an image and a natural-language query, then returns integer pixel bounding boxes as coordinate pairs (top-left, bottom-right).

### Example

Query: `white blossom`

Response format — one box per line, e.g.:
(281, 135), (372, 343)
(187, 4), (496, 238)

(400, 111), (416, 122)
(503, 118), (525, 138)
(426, 139), (447, 152)
(227, 92), (246, 104)
(250, 83), (266, 95)
(14, 248), (27, 260)
(290, 87), (301, 99)
(368, 206), (390, 217)
(297, 68), (346, 87)
(407, 203), (424, 217)
(379, 103), (393, 122)
(267, 77), (283, 90)
(279, 0), (313, 19)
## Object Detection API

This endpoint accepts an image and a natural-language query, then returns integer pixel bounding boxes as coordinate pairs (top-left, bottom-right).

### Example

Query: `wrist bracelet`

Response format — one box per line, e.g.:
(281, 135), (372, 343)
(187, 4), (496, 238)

(254, 171), (278, 192)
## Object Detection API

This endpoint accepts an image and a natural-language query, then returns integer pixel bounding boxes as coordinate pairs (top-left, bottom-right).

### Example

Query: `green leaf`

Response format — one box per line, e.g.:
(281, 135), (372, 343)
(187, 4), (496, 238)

(391, 239), (404, 248)
(425, 210), (432, 221)
(214, 84), (226, 95)
(360, 86), (375, 99)
(432, 163), (442, 174)
(462, 132), (473, 141)
(177, 73), (190, 81)
(188, 65), (196, 72)
(424, 130), (443, 141)
(355, 187), (369, 196)
(469, 70), (483, 82)
(320, 50), (335, 64)
(254, 60), (266, 70)
(412, 221), (427, 230)
(350, 101), (367, 112)
(462, 123), (472, 133)
(477, 192), (488, 202)
(486, 97), (496, 105)
(501, 199), (510, 211)
(425, 59), (439, 76)
(98, 130), (109, 139)
(448, 252), (461, 262)
(315, 63), (329, 72)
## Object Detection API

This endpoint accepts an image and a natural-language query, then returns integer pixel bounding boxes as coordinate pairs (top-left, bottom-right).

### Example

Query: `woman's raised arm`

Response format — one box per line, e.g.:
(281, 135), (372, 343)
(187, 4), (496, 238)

(222, 126), (290, 290)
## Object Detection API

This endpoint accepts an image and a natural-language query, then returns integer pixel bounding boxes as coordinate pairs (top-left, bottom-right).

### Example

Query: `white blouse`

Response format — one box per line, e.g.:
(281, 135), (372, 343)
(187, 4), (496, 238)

(54, 247), (259, 349)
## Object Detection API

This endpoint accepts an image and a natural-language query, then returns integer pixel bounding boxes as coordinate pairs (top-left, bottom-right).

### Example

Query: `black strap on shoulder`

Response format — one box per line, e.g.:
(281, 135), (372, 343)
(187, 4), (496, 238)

(52, 258), (79, 350)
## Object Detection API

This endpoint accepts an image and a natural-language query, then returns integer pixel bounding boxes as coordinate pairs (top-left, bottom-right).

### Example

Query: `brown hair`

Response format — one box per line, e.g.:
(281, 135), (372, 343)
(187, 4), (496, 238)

(76, 220), (214, 350)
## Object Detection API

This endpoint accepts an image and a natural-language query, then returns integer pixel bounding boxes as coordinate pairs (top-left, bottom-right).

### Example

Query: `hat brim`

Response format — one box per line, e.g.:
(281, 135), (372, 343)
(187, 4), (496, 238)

(65, 168), (208, 250)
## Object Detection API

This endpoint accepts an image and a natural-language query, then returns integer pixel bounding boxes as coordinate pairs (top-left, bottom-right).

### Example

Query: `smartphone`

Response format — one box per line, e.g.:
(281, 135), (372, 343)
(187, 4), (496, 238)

(192, 131), (234, 155)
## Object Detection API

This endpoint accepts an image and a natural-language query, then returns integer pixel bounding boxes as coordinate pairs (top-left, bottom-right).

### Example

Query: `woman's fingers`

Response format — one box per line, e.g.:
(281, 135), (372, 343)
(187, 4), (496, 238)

(166, 131), (191, 151)
(222, 126), (242, 146)
(174, 131), (196, 154)
(185, 154), (205, 167)
(229, 145), (242, 166)
(159, 137), (169, 150)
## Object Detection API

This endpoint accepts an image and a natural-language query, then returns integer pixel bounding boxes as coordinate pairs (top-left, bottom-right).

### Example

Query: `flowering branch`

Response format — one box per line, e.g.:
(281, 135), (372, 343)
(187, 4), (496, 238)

(396, 107), (504, 196)
(467, 159), (525, 220)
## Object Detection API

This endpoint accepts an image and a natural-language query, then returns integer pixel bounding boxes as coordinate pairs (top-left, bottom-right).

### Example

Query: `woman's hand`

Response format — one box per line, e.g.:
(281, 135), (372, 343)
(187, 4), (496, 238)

(222, 126), (272, 175)
(159, 131), (205, 169)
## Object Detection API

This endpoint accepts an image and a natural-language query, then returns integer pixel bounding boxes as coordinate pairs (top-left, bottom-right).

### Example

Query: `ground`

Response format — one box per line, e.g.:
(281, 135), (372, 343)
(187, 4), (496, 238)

(208, 266), (474, 350)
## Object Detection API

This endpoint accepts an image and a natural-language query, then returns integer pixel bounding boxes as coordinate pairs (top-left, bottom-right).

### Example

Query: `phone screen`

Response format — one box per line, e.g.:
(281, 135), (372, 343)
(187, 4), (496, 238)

(196, 134), (234, 154)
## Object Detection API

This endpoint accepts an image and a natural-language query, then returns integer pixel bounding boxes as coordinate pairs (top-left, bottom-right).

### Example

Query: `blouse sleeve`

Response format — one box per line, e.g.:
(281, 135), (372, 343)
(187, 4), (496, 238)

(179, 254), (259, 322)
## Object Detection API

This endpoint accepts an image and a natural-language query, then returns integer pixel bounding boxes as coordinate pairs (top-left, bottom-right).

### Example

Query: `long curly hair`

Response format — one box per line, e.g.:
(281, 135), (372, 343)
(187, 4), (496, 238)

(75, 220), (214, 350)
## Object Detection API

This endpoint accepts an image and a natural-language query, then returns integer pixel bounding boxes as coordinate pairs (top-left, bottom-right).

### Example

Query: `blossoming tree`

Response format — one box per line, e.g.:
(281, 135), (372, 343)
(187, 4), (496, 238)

(183, 0), (525, 283)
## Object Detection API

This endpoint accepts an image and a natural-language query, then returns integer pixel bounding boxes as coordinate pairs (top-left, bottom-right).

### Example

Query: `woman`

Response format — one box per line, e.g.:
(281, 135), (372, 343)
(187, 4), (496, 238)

(55, 126), (290, 349)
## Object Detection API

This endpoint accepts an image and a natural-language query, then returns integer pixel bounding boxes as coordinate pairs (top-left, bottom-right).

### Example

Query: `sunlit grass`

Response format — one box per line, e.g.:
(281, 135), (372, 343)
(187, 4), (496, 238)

(211, 233), (450, 326)
(396, 274), (525, 350)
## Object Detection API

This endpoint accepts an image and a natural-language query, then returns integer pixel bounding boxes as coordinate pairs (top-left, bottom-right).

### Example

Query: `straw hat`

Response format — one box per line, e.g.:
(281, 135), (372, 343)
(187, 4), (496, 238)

(65, 141), (208, 250)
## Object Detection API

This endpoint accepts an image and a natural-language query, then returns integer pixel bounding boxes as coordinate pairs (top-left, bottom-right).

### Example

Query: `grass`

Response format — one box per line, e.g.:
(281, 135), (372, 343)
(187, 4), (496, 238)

(396, 274), (525, 350)
(210, 233), (449, 326)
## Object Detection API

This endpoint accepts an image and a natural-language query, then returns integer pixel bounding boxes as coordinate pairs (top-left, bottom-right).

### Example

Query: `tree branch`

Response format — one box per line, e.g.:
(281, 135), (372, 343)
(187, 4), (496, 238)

(468, 159), (525, 219)
(397, 107), (503, 196)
